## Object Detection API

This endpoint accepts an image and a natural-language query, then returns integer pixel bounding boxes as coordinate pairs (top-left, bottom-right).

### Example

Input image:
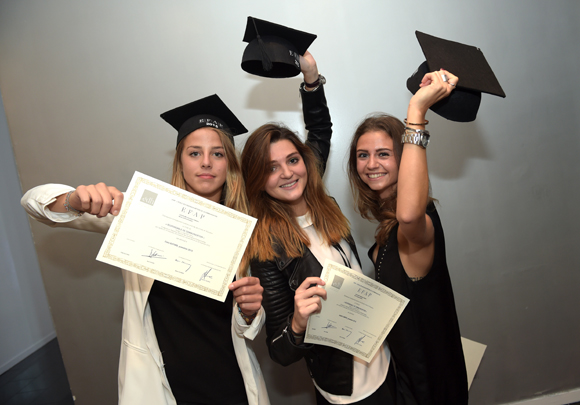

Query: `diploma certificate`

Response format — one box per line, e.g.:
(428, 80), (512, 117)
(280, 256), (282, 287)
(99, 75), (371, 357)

(96, 171), (257, 302)
(304, 260), (409, 362)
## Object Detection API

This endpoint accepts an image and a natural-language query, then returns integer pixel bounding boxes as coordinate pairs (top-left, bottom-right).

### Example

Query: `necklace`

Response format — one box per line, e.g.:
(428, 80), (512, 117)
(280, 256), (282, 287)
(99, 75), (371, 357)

(376, 244), (387, 284)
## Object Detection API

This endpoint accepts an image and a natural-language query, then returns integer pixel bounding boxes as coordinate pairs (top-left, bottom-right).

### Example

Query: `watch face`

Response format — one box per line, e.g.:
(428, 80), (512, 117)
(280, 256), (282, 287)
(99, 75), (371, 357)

(421, 135), (430, 148)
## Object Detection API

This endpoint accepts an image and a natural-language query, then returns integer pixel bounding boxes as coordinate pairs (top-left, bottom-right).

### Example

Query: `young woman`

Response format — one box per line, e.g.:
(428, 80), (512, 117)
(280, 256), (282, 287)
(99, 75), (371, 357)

(241, 52), (396, 405)
(348, 69), (468, 404)
(21, 99), (269, 405)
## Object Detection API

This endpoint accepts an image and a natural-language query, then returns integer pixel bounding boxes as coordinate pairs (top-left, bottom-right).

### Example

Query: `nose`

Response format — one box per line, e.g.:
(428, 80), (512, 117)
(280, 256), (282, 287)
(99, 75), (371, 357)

(368, 155), (379, 169)
(201, 154), (212, 168)
(280, 164), (293, 179)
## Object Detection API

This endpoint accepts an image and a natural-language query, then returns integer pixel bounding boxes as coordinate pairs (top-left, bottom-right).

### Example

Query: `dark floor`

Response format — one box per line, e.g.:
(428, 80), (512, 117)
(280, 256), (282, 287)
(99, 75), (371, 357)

(0, 338), (74, 405)
(1, 339), (580, 405)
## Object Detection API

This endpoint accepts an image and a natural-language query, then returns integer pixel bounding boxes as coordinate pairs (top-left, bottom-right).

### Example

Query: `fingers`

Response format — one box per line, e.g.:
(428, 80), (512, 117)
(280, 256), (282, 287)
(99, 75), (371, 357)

(110, 187), (124, 215)
(229, 275), (259, 290)
(411, 69), (459, 112)
(230, 277), (263, 315)
(442, 69), (459, 87)
(74, 183), (123, 217)
(295, 276), (327, 303)
(292, 277), (327, 333)
(419, 69), (459, 90)
(296, 276), (326, 293)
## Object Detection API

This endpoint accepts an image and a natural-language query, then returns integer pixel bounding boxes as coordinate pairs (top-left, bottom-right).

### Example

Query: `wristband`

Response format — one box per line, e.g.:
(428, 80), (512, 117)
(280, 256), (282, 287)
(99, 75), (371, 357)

(238, 305), (257, 325)
(64, 191), (83, 217)
(404, 118), (429, 126)
(302, 74), (326, 92)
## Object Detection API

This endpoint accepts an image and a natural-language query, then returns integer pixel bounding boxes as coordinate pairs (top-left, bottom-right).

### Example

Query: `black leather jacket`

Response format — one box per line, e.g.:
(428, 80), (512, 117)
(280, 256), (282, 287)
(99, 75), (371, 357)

(250, 84), (361, 396)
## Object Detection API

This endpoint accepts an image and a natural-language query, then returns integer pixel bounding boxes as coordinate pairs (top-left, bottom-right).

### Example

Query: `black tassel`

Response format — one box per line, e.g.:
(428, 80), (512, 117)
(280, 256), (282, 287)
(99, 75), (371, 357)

(252, 18), (272, 72)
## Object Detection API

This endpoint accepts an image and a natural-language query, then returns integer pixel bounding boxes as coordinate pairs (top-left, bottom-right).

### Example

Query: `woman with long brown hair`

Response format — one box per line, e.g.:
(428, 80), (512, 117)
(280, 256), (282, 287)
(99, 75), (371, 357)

(242, 52), (396, 405)
(348, 69), (468, 404)
(21, 96), (269, 405)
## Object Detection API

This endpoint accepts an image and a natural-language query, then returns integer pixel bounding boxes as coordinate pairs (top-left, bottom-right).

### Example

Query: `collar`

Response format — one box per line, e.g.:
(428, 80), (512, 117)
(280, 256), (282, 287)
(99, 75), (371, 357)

(296, 211), (313, 229)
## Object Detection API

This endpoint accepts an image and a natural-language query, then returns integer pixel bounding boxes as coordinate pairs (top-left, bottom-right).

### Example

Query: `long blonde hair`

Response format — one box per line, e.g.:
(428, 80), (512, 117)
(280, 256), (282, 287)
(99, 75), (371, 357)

(171, 128), (250, 275)
(242, 123), (350, 262)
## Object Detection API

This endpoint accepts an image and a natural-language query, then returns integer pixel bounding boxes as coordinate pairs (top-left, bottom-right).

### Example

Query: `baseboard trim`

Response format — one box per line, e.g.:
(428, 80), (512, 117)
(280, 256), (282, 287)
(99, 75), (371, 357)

(503, 388), (580, 405)
(0, 331), (57, 375)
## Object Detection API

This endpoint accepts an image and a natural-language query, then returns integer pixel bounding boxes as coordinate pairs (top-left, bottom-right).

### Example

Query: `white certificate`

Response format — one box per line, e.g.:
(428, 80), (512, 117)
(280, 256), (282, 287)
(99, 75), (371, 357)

(96, 171), (257, 302)
(305, 259), (409, 362)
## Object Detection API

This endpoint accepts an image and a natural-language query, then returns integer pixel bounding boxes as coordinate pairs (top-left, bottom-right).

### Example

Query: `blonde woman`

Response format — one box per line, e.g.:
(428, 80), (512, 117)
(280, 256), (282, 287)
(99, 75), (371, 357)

(21, 96), (269, 405)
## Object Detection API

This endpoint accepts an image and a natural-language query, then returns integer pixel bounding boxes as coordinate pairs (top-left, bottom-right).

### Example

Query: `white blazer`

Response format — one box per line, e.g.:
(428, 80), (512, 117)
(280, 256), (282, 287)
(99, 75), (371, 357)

(22, 184), (269, 405)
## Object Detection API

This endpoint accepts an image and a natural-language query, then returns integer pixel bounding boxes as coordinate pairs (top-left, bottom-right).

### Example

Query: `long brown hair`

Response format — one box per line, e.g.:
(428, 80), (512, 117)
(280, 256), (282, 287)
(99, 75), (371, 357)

(242, 123), (350, 262)
(348, 113), (434, 246)
(171, 128), (251, 275)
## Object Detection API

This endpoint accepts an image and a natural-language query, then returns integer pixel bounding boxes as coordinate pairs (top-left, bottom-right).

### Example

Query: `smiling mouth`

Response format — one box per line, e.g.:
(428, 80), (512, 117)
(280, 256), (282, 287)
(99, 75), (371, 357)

(367, 173), (386, 179)
(280, 180), (298, 188)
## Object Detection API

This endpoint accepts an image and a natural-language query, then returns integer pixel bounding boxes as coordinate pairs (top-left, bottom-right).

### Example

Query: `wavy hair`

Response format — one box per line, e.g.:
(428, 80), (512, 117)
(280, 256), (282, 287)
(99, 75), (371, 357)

(347, 113), (434, 246)
(242, 123), (350, 262)
(172, 128), (250, 275)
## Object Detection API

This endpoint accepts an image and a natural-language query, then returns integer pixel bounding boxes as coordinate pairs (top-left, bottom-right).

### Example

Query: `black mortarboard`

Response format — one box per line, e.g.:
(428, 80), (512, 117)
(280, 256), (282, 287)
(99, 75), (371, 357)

(407, 31), (506, 122)
(160, 94), (247, 148)
(241, 17), (317, 78)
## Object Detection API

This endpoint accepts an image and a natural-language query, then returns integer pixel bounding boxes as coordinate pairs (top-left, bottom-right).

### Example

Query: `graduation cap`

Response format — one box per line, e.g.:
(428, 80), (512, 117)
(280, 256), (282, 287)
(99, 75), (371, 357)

(407, 31), (506, 122)
(160, 94), (247, 148)
(241, 16), (317, 78)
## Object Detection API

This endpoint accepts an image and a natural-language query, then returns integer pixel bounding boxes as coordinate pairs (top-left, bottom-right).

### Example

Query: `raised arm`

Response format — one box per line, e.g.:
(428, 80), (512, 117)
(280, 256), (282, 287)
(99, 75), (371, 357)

(397, 69), (458, 279)
(47, 183), (123, 217)
(300, 51), (333, 175)
(21, 182), (123, 234)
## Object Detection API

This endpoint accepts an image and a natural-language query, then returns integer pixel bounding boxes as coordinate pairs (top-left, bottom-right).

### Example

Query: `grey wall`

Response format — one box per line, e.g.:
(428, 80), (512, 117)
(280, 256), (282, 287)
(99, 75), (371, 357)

(0, 90), (56, 374)
(0, 91), (55, 373)
(1, 1), (579, 404)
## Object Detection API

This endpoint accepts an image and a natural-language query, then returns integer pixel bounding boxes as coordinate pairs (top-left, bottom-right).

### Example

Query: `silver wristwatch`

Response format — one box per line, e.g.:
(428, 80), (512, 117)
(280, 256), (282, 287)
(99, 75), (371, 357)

(402, 129), (430, 149)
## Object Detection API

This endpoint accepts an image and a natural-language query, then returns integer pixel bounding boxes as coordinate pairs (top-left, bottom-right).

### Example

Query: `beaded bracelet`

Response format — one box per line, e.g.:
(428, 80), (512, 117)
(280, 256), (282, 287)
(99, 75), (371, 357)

(64, 190), (84, 217)
(238, 305), (257, 325)
(404, 118), (429, 126)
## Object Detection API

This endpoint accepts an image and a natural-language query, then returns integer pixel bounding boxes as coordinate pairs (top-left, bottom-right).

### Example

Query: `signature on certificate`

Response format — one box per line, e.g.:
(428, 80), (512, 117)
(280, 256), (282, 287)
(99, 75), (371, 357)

(200, 268), (213, 282)
(355, 334), (367, 346)
(322, 321), (337, 330)
(142, 249), (166, 259)
(174, 259), (191, 274)
(340, 328), (352, 338)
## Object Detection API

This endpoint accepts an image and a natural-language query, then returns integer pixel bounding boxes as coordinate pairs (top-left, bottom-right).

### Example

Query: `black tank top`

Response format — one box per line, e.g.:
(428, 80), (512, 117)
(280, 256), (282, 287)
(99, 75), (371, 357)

(148, 280), (247, 404)
(370, 205), (468, 405)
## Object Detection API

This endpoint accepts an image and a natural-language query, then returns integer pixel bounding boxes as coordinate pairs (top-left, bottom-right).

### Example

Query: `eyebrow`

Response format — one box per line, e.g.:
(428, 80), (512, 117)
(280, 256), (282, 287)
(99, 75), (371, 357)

(356, 148), (392, 153)
(270, 151), (300, 164)
(186, 145), (224, 150)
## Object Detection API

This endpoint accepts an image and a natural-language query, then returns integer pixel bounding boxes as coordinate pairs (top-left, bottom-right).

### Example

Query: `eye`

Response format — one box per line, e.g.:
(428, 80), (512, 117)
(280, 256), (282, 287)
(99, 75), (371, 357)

(189, 151), (200, 157)
(289, 157), (300, 165)
(269, 165), (277, 172)
(357, 152), (368, 159)
(213, 151), (224, 158)
(379, 151), (391, 157)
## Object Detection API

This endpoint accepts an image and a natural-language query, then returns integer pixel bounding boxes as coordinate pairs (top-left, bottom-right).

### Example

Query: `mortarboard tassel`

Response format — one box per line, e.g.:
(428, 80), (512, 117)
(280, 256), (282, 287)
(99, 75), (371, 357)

(252, 18), (273, 72)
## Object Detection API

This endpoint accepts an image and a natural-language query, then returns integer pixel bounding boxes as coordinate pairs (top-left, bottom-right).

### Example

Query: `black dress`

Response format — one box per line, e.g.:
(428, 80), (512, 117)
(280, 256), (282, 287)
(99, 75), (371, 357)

(370, 204), (468, 405)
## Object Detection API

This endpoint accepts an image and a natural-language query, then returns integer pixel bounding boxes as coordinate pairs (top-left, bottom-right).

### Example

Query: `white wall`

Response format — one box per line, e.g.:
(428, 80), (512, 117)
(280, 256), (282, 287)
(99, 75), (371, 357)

(0, 1), (579, 404)
(0, 93), (55, 374)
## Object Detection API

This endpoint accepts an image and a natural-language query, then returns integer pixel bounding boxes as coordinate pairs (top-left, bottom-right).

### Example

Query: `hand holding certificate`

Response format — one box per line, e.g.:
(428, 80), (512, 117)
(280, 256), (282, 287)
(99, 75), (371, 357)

(96, 171), (257, 302)
(305, 259), (409, 362)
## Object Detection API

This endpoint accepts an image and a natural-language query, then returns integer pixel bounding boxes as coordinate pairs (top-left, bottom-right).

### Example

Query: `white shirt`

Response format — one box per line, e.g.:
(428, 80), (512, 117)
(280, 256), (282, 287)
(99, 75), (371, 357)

(297, 212), (390, 404)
